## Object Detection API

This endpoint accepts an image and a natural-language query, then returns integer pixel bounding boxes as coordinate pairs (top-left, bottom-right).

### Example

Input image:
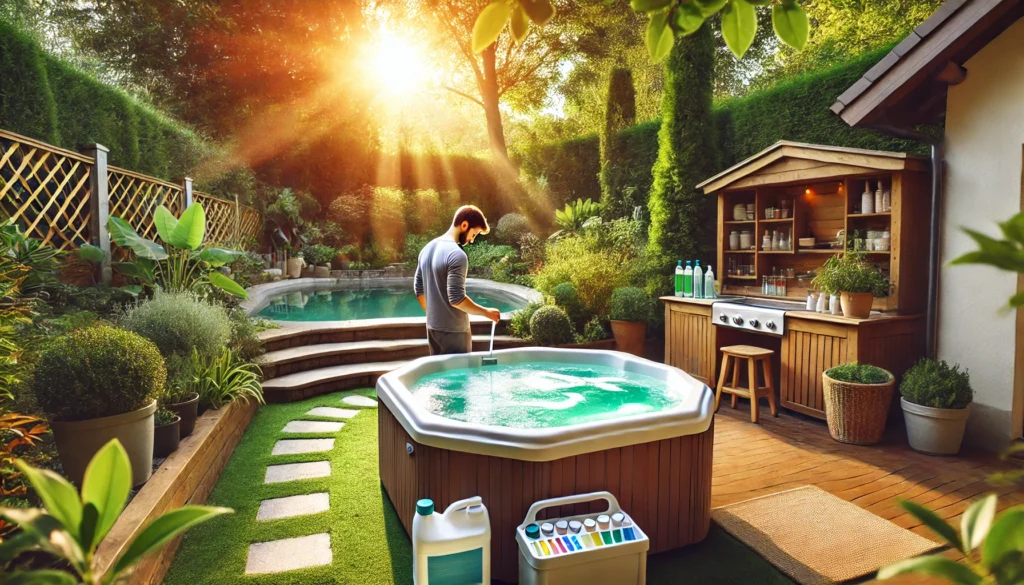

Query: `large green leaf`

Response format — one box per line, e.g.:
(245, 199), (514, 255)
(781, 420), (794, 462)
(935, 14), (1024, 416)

(721, 0), (758, 59)
(900, 500), (964, 552)
(961, 494), (997, 552)
(153, 205), (180, 248)
(509, 4), (529, 44)
(77, 244), (105, 263)
(877, 555), (981, 584)
(694, 0), (729, 16)
(15, 461), (83, 537)
(198, 247), (244, 268)
(472, 1), (512, 53)
(81, 440), (132, 548)
(519, 0), (555, 25)
(171, 203), (206, 251)
(110, 506), (232, 580)
(672, 3), (705, 36)
(6, 570), (78, 585)
(645, 10), (674, 63)
(772, 1), (809, 51)
(107, 217), (167, 261)
(982, 505), (1024, 566)
(630, 0), (670, 13)
(209, 271), (248, 299)
(0, 508), (83, 568)
(112, 261), (156, 284)
(0, 530), (38, 564)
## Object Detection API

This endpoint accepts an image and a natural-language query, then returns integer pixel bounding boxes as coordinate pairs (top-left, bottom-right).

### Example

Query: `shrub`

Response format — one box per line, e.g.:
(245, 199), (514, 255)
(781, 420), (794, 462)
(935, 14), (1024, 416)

(493, 213), (532, 247)
(609, 287), (656, 323)
(227, 307), (265, 362)
(575, 316), (608, 344)
(402, 233), (433, 268)
(533, 235), (630, 317)
(825, 363), (892, 385)
(550, 282), (588, 327)
(34, 326), (165, 421)
(300, 244), (335, 266)
(529, 305), (574, 347)
(184, 348), (264, 410)
(466, 242), (514, 269)
(228, 252), (271, 289)
(121, 291), (232, 360)
(508, 302), (543, 339)
(812, 251), (890, 296)
(600, 67), (637, 220)
(900, 359), (973, 410)
(155, 407), (178, 426)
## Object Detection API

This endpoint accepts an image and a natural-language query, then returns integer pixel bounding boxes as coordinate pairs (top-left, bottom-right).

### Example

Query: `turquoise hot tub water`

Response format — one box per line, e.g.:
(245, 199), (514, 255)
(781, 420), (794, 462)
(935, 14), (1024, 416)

(409, 362), (683, 429)
(257, 286), (522, 322)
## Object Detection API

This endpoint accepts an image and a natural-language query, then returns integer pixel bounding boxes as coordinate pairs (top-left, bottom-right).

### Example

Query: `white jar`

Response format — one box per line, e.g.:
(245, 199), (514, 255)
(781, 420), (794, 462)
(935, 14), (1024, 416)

(739, 231), (752, 250)
(729, 231), (740, 250)
(733, 204), (746, 221)
(861, 190), (875, 215)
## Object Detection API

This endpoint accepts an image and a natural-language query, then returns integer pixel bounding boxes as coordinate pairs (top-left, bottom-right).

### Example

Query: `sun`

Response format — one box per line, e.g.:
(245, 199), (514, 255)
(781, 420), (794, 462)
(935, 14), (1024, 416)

(371, 31), (433, 95)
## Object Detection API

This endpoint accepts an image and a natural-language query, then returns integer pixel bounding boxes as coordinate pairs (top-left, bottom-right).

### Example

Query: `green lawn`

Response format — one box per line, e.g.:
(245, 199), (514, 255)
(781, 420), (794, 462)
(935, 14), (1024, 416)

(163, 390), (793, 585)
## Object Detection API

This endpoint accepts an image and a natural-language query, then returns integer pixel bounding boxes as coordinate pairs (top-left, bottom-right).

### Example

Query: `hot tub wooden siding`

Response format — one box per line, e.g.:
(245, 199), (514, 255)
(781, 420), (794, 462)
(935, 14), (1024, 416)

(378, 404), (714, 583)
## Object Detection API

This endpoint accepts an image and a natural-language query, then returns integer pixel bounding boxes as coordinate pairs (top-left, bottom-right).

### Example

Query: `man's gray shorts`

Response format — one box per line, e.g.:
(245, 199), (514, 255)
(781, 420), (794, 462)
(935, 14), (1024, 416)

(427, 328), (472, 355)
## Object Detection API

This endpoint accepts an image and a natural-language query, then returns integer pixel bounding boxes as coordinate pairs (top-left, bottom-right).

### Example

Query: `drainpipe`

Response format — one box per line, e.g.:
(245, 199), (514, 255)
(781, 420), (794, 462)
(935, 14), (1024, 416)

(866, 125), (942, 360)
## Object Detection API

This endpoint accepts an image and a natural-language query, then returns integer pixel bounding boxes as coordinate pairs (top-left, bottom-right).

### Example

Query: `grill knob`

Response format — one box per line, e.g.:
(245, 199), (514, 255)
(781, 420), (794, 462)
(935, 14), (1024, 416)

(719, 314), (728, 323)
(732, 316), (744, 325)
(749, 318), (760, 328)
(765, 320), (777, 330)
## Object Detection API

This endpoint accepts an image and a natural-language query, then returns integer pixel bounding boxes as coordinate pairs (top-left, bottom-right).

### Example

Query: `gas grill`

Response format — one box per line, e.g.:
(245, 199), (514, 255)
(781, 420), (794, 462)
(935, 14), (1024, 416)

(711, 298), (804, 337)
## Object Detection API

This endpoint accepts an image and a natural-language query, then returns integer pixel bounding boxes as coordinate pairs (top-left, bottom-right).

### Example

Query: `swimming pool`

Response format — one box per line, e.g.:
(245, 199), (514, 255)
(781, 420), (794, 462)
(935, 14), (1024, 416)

(249, 278), (535, 322)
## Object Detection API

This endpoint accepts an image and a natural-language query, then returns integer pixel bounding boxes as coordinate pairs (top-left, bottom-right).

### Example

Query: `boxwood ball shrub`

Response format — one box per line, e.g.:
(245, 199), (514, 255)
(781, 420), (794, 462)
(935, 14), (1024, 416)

(508, 302), (543, 339)
(609, 287), (656, 324)
(121, 291), (232, 360)
(493, 213), (531, 247)
(900, 359), (973, 410)
(34, 326), (166, 422)
(530, 305), (574, 347)
(550, 282), (587, 327)
(825, 363), (892, 385)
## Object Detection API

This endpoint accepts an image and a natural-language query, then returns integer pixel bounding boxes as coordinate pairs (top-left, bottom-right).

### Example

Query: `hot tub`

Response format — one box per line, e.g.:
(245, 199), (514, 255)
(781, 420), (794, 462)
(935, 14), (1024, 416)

(376, 348), (715, 582)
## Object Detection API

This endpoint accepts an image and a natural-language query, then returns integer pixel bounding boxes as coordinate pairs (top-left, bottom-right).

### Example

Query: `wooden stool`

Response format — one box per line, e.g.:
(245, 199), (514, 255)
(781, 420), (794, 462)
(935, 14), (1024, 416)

(715, 345), (778, 423)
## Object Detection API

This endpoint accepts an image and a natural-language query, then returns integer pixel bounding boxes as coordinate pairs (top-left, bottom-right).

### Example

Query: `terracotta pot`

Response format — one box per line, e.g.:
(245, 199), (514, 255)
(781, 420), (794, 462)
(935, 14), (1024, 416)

(314, 265), (331, 278)
(822, 371), (894, 445)
(901, 398), (970, 455)
(285, 257), (304, 279)
(610, 320), (646, 357)
(166, 392), (199, 437)
(154, 416), (180, 458)
(839, 292), (873, 319)
(50, 400), (157, 486)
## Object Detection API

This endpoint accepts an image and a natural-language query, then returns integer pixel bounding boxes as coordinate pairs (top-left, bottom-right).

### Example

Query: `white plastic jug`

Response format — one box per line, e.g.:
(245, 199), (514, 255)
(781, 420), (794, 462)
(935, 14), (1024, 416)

(413, 496), (491, 585)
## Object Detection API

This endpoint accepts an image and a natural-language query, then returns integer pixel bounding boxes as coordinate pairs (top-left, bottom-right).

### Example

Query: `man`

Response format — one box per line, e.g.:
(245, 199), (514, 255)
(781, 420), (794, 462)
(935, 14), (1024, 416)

(414, 205), (501, 355)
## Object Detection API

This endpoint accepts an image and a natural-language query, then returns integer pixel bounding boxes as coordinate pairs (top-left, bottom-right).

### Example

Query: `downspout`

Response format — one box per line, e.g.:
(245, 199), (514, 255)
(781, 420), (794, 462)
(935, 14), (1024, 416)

(865, 125), (942, 360)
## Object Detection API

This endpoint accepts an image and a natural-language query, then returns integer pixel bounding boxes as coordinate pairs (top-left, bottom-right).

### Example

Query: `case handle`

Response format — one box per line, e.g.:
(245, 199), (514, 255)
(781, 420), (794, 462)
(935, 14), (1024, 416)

(444, 496), (483, 516)
(520, 491), (620, 527)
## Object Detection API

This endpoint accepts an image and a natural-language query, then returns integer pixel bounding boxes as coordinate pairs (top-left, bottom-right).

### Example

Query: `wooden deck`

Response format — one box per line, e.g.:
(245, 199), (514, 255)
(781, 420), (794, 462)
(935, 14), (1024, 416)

(712, 405), (1023, 584)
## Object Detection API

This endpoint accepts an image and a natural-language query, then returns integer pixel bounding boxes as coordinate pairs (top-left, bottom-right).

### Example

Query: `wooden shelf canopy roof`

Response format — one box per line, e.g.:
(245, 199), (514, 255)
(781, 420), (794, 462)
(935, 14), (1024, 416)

(696, 141), (928, 194)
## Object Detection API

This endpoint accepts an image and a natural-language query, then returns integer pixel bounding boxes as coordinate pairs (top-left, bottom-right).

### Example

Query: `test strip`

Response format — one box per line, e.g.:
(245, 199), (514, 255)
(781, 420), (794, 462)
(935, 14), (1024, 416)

(562, 536), (575, 551)
(540, 540), (551, 556)
(601, 531), (613, 545)
(591, 533), (604, 547)
(571, 535), (584, 550)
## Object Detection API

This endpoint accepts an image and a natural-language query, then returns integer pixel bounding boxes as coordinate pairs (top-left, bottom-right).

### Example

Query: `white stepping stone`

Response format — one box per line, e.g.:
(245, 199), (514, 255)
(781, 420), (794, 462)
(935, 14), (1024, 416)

(257, 493), (330, 521)
(282, 420), (344, 434)
(306, 406), (358, 420)
(264, 461), (330, 484)
(342, 395), (378, 408)
(271, 438), (334, 456)
(245, 533), (331, 574)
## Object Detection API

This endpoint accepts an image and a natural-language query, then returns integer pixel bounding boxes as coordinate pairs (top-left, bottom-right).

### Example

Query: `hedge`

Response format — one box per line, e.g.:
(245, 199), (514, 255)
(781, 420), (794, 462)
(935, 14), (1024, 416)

(0, 19), (215, 180)
(517, 43), (928, 212)
(600, 67), (636, 219)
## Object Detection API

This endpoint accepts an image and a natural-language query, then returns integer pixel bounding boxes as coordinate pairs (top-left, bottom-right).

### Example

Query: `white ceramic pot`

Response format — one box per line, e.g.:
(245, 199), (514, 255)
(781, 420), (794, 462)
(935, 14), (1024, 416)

(900, 398), (970, 455)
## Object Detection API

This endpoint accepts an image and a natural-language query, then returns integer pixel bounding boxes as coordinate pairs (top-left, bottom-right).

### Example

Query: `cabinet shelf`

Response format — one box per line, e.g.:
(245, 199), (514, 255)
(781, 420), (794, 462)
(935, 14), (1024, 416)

(759, 218), (794, 223)
(725, 275), (757, 280)
(724, 220), (756, 225)
(797, 249), (842, 254)
(848, 212), (891, 218)
(759, 250), (795, 254)
(724, 250), (756, 254)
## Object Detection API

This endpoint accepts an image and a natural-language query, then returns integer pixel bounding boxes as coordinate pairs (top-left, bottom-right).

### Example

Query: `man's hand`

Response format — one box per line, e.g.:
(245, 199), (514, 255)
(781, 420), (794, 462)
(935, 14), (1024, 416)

(484, 307), (501, 323)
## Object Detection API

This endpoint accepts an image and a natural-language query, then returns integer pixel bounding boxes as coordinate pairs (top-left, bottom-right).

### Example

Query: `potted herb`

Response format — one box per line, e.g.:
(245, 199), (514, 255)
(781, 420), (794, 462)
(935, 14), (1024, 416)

(153, 407), (180, 458)
(33, 326), (166, 486)
(899, 359), (973, 455)
(162, 383), (200, 438)
(302, 244), (336, 277)
(811, 251), (889, 319)
(822, 363), (894, 445)
(609, 287), (656, 357)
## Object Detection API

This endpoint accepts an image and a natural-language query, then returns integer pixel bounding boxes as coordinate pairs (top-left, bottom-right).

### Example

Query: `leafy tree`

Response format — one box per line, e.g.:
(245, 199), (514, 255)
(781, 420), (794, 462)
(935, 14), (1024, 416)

(646, 22), (716, 291)
(600, 67), (637, 219)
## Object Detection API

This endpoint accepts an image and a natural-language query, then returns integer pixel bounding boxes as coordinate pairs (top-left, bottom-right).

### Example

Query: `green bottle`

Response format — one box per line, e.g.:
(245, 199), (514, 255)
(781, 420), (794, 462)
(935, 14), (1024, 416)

(674, 260), (683, 297)
(683, 261), (693, 298)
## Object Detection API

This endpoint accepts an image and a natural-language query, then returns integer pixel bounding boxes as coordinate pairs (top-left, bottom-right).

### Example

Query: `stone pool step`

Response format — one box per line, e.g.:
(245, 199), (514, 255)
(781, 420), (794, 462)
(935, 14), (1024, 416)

(259, 319), (504, 353)
(261, 360), (408, 403)
(258, 335), (528, 379)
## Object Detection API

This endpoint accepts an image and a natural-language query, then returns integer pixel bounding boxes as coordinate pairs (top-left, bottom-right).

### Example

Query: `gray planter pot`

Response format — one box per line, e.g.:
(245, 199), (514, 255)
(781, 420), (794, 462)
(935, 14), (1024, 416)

(50, 400), (157, 486)
(900, 397), (970, 455)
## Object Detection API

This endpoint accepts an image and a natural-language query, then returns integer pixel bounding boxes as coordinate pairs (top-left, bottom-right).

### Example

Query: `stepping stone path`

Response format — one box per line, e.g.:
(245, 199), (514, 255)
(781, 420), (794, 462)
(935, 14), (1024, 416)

(306, 406), (358, 419)
(272, 438), (334, 456)
(245, 394), (376, 575)
(282, 420), (344, 434)
(245, 534), (332, 574)
(257, 493), (330, 521)
(342, 395), (378, 408)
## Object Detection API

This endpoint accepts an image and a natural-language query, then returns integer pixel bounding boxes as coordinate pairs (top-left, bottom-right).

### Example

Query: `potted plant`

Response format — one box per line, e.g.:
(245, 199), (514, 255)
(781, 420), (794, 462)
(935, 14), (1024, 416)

(899, 358), (973, 455)
(609, 287), (656, 357)
(822, 363), (895, 445)
(811, 251), (889, 319)
(302, 244), (336, 277)
(284, 246), (305, 279)
(162, 384), (200, 438)
(153, 407), (180, 458)
(33, 326), (166, 486)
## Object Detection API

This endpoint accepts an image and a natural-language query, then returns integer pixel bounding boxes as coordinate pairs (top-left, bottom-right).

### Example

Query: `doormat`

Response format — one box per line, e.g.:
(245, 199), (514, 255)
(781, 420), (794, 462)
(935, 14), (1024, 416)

(711, 485), (942, 585)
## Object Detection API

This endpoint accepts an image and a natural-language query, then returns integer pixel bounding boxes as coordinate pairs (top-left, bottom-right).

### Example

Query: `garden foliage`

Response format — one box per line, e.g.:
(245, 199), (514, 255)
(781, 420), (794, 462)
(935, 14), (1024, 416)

(600, 67), (637, 220)
(825, 363), (892, 385)
(121, 291), (232, 361)
(900, 359), (973, 410)
(508, 301), (543, 340)
(529, 305), (574, 347)
(493, 213), (532, 246)
(609, 287), (657, 324)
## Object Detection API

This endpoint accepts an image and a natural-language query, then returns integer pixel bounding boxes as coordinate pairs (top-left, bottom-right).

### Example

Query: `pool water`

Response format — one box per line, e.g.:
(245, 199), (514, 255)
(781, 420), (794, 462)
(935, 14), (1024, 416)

(257, 287), (522, 321)
(409, 362), (682, 429)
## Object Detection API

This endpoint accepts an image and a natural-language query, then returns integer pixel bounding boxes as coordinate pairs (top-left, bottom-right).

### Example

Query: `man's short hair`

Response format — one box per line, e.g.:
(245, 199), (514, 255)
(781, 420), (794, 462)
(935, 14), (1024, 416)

(451, 205), (490, 234)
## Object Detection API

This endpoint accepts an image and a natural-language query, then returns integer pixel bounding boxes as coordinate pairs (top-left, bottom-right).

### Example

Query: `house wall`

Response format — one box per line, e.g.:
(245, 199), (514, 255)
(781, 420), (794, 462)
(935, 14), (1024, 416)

(940, 17), (1024, 448)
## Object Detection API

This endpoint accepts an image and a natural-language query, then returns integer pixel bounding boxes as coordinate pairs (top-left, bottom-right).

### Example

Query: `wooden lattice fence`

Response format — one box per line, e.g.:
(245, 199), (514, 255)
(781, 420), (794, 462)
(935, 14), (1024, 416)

(0, 129), (262, 271)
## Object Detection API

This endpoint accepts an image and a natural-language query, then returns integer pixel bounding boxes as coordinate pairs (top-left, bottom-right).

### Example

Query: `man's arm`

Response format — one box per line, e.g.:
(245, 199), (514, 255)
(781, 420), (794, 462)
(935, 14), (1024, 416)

(446, 252), (500, 322)
(414, 264), (427, 312)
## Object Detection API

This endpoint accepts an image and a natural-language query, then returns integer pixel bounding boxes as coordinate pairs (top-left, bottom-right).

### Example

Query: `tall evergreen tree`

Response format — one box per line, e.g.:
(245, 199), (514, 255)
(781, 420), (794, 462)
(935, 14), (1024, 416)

(646, 22), (715, 292)
(599, 66), (636, 219)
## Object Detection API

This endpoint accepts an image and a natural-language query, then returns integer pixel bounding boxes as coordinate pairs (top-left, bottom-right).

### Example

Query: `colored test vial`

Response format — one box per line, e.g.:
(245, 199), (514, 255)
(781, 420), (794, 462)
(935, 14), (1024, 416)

(623, 519), (636, 541)
(525, 524), (540, 540)
(541, 522), (554, 536)
(583, 518), (597, 532)
(597, 514), (611, 530)
(569, 520), (583, 533)
(555, 520), (568, 535)
(611, 512), (624, 527)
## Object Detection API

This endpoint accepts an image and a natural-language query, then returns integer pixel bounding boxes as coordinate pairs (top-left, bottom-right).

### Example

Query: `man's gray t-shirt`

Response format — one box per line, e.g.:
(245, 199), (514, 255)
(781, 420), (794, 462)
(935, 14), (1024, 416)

(413, 236), (469, 332)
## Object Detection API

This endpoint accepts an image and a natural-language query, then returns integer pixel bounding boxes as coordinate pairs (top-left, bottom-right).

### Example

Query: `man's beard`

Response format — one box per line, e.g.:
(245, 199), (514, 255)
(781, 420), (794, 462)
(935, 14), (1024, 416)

(458, 230), (469, 247)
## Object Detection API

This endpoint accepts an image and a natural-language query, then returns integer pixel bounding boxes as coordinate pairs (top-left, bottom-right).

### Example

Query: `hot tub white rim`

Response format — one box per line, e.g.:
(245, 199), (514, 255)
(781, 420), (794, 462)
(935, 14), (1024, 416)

(376, 347), (714, 462)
